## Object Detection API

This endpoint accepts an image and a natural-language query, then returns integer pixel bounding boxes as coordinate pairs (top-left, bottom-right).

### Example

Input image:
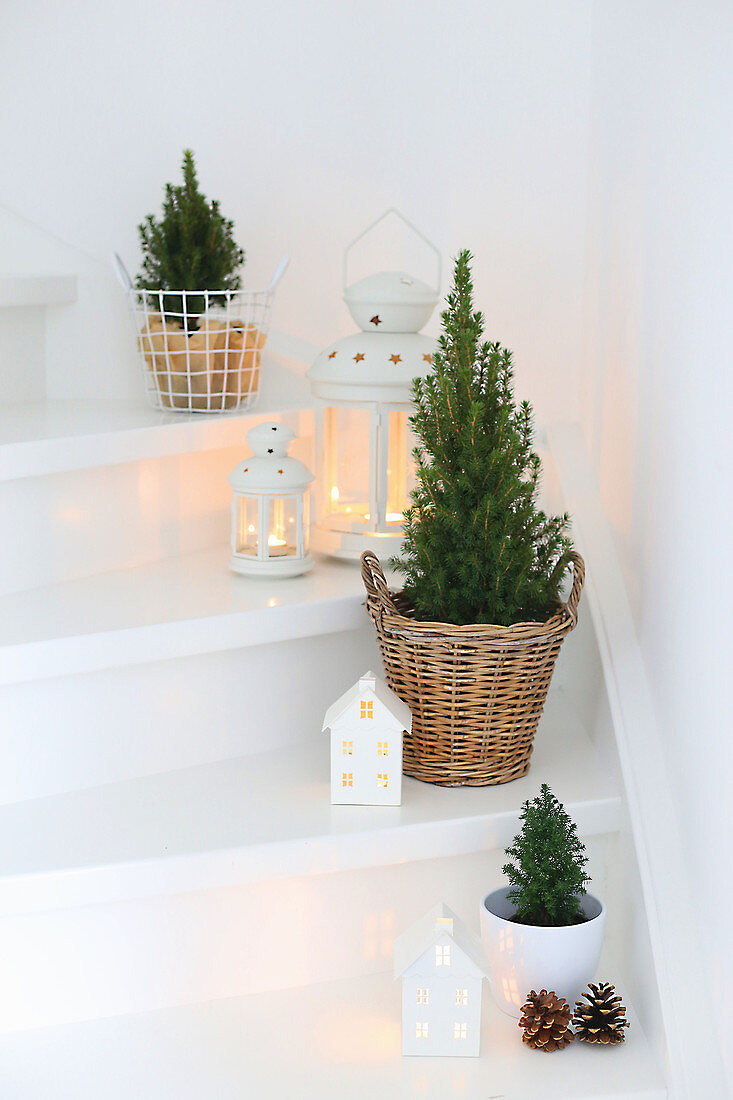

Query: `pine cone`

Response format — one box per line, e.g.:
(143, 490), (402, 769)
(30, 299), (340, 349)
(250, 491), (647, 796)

(573, 982), (631, 1045)
(519, 989), (574, 1052)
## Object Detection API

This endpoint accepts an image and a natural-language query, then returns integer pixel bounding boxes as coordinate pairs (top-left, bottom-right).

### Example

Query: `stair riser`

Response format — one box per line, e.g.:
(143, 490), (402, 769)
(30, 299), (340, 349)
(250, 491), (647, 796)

(0, 626), (382, 805)
(0, 611), (598, 805)
(0, 449), (232, 595)
(0, 426), (313, 596)
(0, 308), (46, 402)
(0, 840), (614, 1033)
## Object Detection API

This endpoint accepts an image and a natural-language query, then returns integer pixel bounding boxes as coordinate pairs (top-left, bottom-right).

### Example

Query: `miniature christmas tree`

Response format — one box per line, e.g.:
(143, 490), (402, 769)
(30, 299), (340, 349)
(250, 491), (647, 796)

(503, 783), (590, 926)
(394, 249), (572, 626)
(136, 149), (245, 330)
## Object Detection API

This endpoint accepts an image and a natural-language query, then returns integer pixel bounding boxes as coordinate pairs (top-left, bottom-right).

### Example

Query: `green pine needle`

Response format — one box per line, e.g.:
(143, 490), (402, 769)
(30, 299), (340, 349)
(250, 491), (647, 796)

(393, 249), (573, 626)
(136, 149), (245, 330)
(502, 784), (590, 926)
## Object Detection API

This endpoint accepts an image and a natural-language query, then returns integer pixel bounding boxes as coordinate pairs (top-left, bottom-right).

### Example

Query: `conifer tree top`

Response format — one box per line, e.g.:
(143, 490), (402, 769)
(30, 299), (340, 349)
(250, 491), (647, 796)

(393, 249), (573, 626)
(502, 784), (590, 927)
(136, 149), (244, 329)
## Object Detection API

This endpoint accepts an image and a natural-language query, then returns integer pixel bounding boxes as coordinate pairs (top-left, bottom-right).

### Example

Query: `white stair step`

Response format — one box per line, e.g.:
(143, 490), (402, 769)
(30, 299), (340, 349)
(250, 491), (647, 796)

(0, 689), (620, 915)
(0, 970), (666, 1100)
(0, 274), (77, 308)
(0, 551), (380, 684)
(0, 384), (309, 481)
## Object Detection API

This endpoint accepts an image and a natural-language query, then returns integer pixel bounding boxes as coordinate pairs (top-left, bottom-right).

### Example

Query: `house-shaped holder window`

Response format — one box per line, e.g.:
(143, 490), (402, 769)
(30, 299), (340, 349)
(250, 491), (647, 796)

(394, 902), (489, 1057)
(321, 670), (411, 806)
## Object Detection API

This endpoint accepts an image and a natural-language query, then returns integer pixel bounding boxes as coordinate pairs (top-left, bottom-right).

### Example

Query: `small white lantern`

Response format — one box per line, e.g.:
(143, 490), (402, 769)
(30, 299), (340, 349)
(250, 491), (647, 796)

(228, 421), (314, 577)
(307, 209), (441, 562)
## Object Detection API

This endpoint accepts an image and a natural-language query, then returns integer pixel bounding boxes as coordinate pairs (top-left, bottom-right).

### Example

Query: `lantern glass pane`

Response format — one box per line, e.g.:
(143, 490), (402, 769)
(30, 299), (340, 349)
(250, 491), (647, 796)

(302, 493), (310, 554)
(386, 410), (411, 524)
(267, 497), (298, 558)
(235, 496), (259, 556)
(323, 407), (372, 531)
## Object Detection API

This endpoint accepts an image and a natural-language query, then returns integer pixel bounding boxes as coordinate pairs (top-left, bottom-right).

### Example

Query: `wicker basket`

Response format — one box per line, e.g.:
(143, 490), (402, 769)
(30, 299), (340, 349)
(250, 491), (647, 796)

(360, 550), (585, 787)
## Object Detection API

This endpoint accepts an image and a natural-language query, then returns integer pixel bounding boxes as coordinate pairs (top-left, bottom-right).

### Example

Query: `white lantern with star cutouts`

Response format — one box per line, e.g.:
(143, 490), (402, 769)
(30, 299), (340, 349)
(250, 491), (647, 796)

(228, 421), (314, 577)
(306, 209), (441, 562)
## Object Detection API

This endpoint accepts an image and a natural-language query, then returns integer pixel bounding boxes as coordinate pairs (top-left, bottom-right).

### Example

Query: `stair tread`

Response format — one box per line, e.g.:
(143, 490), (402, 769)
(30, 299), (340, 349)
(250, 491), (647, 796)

(0, 550), (382, 683)
(0, 970), (666, 1099)
(0, 689), (621, 914)
(0, 385), (309, 481)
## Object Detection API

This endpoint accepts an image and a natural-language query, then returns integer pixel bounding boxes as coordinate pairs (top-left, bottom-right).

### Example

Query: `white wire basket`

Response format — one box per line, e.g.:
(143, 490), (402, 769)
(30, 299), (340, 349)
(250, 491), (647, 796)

(113, 253), (289, 413)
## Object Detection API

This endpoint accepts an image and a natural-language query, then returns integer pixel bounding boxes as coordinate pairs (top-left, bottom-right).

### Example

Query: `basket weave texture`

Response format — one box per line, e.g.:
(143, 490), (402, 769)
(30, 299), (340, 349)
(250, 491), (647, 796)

(361, 550), (585, 787)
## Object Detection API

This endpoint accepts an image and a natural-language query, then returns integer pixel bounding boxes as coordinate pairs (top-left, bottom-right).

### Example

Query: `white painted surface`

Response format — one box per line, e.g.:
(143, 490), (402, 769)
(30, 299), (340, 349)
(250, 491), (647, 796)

(550, 425), (727, 1098)
(0, 627), (383, 805)
(0, 411), (314, 599)
(579, 4), (733, 1092)
(0, 970), (665, 1099)
(0, 550), (385, 683)
(0, 2), (592, 421)
(0, 370), (310, 481)
(0, 841), (613, 1034)
(0, 689), (619, 916)
(0, 274), (76, 308)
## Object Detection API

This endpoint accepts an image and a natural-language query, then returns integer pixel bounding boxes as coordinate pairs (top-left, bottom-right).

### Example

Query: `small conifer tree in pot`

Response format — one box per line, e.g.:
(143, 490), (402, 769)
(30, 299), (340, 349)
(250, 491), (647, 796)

(479, 785), (606, 1018)
(137, 149), (245, 332)
(125, 150), (271, 413)
(360, 251), (585, 786)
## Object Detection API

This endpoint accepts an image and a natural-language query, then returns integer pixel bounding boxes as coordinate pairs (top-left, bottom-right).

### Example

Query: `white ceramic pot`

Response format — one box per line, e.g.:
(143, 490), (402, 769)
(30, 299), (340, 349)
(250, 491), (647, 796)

(479, 886), (606, 1018)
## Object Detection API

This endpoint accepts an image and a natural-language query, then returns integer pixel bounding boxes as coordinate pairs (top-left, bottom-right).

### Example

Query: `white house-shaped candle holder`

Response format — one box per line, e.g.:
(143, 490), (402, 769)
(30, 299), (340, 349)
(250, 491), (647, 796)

(394, 902), (489, 1057)
(322, 670), (410, 806)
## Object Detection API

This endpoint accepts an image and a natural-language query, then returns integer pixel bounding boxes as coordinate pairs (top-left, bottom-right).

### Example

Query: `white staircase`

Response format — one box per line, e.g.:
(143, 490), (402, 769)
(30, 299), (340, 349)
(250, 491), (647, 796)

(0, 272), (705, 1098)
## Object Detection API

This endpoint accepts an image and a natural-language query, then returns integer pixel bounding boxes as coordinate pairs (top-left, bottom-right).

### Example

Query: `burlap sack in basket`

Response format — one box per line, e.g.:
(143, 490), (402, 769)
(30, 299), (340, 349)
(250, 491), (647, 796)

(141, 314), (266, 411)
(360, 550), (585, 787)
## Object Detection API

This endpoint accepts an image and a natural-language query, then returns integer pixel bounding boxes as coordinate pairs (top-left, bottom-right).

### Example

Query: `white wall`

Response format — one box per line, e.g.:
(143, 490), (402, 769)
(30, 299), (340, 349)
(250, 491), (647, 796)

(0, 0), (592, 418)
(582, 1), (733, 1085)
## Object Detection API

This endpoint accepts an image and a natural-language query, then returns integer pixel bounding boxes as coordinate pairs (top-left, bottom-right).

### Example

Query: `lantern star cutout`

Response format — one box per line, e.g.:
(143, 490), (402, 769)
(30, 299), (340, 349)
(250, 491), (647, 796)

(328, 351), (337, 359)
(389, 353), (402, 364)
(370, 314), (382, 326)
(354, 352), (365, 362)
(278, 469), (284, 475)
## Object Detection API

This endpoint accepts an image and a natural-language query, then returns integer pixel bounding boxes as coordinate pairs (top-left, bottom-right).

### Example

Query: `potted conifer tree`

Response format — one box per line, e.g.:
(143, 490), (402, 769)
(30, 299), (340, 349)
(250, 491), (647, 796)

(480, 785), (606, 1018)
(360, 250), (584, 785)
(115, 150), (284, 412)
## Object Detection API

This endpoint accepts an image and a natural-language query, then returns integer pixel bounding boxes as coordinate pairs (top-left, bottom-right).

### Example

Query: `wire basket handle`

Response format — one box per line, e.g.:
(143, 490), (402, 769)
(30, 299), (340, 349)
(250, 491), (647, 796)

(268, 254), (290, 291)
(343, 208), (441, 296)
(111, 252), (133, 293)
(565, 552), (585, 624)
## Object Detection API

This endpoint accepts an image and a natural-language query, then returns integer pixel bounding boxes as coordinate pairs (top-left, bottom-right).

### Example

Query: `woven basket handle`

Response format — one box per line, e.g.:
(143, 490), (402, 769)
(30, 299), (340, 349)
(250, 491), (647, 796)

(565, 552), (585, 624)
(360, 551), (398, 619)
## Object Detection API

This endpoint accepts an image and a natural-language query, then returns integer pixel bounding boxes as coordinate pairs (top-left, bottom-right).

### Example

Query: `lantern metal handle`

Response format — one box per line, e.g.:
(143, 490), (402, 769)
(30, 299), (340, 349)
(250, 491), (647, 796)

(342, 208), (441, 295)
